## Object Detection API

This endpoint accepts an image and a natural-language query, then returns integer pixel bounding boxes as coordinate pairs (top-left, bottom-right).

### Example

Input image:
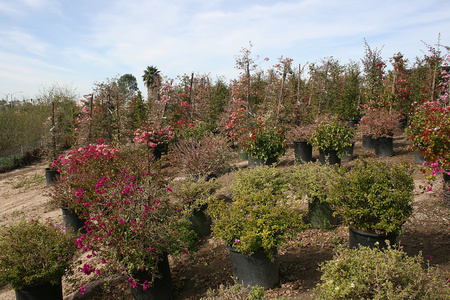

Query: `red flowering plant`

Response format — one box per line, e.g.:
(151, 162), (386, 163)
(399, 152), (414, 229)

(75, 166), (196, 292)
(407, 100), (450, 190)
(49, 142), (122, 217)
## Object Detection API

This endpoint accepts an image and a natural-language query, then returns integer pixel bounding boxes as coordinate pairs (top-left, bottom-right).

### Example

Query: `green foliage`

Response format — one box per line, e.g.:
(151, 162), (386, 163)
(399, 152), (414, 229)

(314, 245), (450, 299)
(0, 102), (48, 157)
(329, 159), (414, 234)
(0, 218), (76, 290)
(209, 167), (305, 259)
(288, 162), (339, 203)
(202, 284), (284, 300)
(310, 117), (354, 158)
(170, 176), (221, 210)
(243, 126), (287, 161)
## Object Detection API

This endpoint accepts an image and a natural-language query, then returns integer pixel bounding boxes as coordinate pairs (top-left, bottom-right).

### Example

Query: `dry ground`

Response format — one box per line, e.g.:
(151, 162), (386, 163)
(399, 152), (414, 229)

(0, 131), (449, 299)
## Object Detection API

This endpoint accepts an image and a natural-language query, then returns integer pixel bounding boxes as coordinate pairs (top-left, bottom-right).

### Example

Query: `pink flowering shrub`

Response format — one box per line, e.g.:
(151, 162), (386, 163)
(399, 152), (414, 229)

(75, 166), (195, 288)
(49, 143), (149, 216)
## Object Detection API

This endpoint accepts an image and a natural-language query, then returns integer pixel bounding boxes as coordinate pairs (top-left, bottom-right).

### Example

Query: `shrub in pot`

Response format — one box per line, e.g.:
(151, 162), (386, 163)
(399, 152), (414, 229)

(357, 108), (401, 157)
(170, 133), (234, 179)
(310, 116), (354, 165)
(329, 159), (414, 249)
(208, 166), (306, 289)
(0, 218), (76, 300)
(49, 144), (148, 234)
(169, 176), (221, 238)
(243, 125), (287, 167)
(314, 245), (450, 299)
(76, 166), (196, 299)
(289, 162), (339, 229)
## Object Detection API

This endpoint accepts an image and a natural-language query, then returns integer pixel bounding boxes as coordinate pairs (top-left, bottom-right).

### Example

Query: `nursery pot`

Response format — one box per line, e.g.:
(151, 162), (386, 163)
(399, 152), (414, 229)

(293, 141), (313, 163)
(319, 149), (341, 166)
(61, 206), (86, 236)
(238, 149), (248, 161)
(226, 246), (278, 289)
(349, 227), (397, 250)
(362, 135), (374, 149)
(341, 143), (354, 162)
(130, 253), (174, 300)
(414, 150), (426, 166)
(44, 168), (59, 186)
(373, 136), (394, 158)
(15, 279), (63, 300)
(247, 156), (278, 168)
(189, 204), (212, 238)
(308, 198), (337, 230)
(152, 143), (168, 160)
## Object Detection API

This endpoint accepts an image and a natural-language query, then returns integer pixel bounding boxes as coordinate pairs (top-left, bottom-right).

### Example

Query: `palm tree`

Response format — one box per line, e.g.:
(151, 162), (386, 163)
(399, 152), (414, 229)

(142, 66), (161, 102)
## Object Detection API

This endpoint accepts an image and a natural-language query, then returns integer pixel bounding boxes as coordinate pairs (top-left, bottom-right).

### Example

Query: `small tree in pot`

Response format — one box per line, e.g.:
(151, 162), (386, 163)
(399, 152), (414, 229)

(329, 159), (414, 249)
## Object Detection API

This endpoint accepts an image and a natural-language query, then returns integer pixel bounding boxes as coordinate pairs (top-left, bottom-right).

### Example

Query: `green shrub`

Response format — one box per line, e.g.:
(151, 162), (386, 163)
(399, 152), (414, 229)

(329, 159), (414, 234)
(314, 245), (450, 299)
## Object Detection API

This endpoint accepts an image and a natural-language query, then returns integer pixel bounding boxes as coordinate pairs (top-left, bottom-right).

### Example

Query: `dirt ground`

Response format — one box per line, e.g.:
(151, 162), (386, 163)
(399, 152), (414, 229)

(0, 130), (449, 299)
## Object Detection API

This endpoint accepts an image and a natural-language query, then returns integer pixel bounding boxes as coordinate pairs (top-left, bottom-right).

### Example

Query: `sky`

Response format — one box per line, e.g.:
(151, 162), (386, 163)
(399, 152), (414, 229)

(0, 0), (449, 101)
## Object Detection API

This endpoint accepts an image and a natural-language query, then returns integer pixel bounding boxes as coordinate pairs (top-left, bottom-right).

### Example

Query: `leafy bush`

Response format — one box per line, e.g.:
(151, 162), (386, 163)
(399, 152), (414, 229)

(201, 284), (283, 300)
(0, 218), (76, 290)
(243, 126), (287, 161)
(170, 176), (221, 210)
(329, 159), (414, 234)
(209, 166), (305, 259)
(310, 117), (354, 158)
(314, 245), (450, 299)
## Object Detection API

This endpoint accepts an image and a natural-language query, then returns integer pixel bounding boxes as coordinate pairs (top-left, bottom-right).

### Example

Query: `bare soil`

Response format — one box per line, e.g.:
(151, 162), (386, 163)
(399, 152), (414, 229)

(0, 131), (449, 299)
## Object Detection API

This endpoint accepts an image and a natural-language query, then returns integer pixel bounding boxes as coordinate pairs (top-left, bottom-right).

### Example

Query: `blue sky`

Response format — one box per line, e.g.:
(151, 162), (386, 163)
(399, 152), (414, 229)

(0, 0), (449, 100)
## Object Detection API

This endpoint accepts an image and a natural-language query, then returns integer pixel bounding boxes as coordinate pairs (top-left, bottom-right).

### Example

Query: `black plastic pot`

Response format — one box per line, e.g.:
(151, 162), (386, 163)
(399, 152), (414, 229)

(130, 254), (174, 300)
(61, 206), (86, 236)
(362, 135), (374, 149)
(227, 246), (278, 289)
(293, 141), (313, 163)
(373, 136), (394, 158)
(349, 227), (397, 250)
(247, 156), (278, 168)
(189, 204), (212, 238)
(15, 279), (63, 300)
(308, 198), (337, 229)
(414, 150), (426, 165)
(44, 168), (59, 186)
(341, 143), (354, 162)
(319, 149), (341, 166)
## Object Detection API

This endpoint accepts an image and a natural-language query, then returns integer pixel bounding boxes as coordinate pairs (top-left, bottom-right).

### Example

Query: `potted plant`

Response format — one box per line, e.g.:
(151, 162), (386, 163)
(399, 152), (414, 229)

(169, 176), (221, 238)
(289, 162), (339, 229)
(208, 166), (306, 289)
(406, 101), (450, 196)
(310, 116), (354, 165)
(243, 125), (287, 168)
(48, 143), (122, 234)
(0, 218), (76, 300)
(286, 123), (317, 163)
(170, 133), (234, 179)
(133, 120), (174, 160)
(357, 108), (401, 157)
(329, 159), (414, 249)
(314, 245), (450, 299)
(76, 167), (196, 300)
